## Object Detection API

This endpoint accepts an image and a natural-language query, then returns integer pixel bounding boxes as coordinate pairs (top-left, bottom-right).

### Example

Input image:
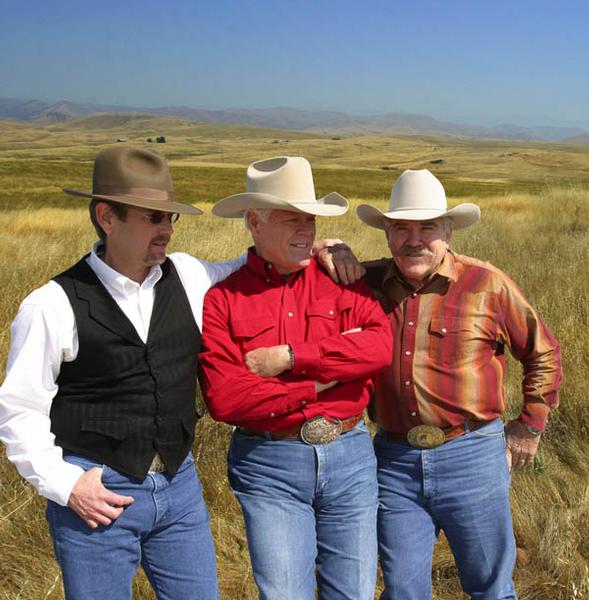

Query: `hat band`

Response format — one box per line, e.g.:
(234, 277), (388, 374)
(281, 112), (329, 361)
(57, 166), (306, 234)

(93, 186), (176, 202)
(389, 206), (446, 212)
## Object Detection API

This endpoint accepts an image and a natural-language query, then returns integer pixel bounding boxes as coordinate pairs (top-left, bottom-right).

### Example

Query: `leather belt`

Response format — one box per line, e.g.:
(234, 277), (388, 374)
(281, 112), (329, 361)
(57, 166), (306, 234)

(380, 419), (490, 449)
(239, 414), (363, 445)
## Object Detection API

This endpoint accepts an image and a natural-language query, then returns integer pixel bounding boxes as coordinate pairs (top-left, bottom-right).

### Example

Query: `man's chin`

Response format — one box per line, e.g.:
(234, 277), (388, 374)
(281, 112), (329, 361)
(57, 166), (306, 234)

(145, 253), (167, 267)
(396, 262), (428, 281)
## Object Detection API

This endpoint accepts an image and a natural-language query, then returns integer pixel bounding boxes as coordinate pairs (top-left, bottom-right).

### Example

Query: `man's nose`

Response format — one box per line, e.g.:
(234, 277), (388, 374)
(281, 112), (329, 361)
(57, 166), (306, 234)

(405, 228), (422, 245)
(160, 218), (174, 233)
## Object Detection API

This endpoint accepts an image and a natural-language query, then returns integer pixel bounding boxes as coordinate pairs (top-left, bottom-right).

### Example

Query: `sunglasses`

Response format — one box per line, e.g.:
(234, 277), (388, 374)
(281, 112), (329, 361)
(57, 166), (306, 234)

(138, 211), (180, 225)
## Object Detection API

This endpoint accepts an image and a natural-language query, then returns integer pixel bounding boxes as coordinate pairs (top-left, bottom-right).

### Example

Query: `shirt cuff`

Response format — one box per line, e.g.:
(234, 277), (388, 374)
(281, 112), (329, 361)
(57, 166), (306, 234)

(289, 342), (321, 376)
(285, 380), (317, 412)
(39, 462), (85, 506)
(518, 402), (550, 432)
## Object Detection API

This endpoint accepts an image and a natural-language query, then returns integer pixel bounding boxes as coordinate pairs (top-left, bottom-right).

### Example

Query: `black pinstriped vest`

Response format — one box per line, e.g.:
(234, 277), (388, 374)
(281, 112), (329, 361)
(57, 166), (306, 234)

(50, 256), (201, 479)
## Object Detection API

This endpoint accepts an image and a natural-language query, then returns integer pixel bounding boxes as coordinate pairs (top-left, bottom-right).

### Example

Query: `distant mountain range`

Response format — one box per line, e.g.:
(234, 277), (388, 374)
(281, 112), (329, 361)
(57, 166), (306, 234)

(0, 97), (587, 143)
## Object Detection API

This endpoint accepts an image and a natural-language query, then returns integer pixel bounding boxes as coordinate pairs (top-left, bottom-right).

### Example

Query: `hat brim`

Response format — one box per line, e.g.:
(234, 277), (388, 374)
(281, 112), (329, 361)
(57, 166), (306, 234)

(213, 191), (349, 218)
(62, 188), (203, 215)
(356, 203), (480, 230)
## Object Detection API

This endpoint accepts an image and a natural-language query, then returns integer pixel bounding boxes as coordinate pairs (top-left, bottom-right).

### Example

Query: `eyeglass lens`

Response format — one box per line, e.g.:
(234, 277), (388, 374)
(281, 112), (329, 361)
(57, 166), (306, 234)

(146, 212), (180, 224)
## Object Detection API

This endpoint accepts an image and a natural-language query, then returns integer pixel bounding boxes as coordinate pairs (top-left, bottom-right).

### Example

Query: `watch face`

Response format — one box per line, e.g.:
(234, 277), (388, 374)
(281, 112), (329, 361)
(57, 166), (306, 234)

(525, 425), (542, 436)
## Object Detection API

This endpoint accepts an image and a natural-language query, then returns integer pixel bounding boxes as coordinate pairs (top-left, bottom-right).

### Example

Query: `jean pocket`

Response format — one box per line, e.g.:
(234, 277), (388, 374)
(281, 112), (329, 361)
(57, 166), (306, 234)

(471, 419), (505, 438)
(62, 453), (104, 471)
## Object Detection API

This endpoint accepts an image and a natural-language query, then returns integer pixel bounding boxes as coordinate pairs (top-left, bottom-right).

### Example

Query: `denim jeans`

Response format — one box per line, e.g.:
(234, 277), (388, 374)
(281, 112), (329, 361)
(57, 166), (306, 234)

(46, 452), (219, 600)
(374, 418), (517, 600)
(228, 420), (378, 600)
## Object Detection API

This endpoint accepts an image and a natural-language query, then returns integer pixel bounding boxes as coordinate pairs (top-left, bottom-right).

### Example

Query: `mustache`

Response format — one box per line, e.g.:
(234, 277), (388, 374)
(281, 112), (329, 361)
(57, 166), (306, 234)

(396, 246), (433, 257)
(151, 235), (171, 244)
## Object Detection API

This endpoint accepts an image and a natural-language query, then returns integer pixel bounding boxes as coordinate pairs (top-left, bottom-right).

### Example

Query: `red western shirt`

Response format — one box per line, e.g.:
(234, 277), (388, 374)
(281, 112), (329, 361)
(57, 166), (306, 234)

(364, 251), (563, 434)
(200, 249), (393, 431)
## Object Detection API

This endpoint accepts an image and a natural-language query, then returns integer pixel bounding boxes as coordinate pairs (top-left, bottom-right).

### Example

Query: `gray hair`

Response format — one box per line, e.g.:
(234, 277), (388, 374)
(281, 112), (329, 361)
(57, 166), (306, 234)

(244, 208), (273, 231)
(442, 216), (454, 234)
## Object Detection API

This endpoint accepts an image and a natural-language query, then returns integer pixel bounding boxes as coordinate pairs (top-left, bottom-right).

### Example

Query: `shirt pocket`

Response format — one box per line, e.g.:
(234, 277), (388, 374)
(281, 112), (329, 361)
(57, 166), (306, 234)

(305, 297), (352, 340)
(428, 315), (496, 367)
(230, 313), (276, 353)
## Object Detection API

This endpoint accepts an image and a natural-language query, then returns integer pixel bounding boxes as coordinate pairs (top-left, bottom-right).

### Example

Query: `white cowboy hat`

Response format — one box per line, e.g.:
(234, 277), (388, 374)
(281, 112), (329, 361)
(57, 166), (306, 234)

(357, 169), (480, 230)
(213, 156), (348, 218)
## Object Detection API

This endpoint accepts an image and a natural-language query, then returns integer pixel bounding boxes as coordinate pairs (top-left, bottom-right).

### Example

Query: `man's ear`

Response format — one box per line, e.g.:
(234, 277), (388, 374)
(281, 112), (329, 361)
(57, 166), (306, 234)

(95, 202), (116, 236)
(246, 209), (259, 234)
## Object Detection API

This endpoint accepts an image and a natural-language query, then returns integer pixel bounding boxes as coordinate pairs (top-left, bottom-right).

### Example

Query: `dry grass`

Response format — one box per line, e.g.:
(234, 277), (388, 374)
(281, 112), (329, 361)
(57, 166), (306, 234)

(0, 123), (588, 598)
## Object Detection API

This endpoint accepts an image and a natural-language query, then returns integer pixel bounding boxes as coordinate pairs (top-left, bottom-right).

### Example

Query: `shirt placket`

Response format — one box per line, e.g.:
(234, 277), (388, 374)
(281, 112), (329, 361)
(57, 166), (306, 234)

(280, 281), (300, 346)
(401, 291), (421, 426)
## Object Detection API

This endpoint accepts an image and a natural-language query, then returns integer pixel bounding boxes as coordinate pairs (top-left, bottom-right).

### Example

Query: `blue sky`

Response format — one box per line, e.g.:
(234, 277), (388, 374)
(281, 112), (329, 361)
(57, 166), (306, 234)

(1, 0), (588, 128)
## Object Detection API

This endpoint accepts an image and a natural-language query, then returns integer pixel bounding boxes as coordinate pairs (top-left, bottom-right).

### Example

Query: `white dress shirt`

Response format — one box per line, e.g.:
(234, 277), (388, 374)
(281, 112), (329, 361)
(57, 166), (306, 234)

(0, 244), (245, 506)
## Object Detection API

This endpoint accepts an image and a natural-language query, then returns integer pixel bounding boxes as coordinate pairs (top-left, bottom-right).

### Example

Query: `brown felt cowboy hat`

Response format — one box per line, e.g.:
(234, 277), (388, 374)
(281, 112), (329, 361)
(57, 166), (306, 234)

(357, 169), (479, 230)
(63, 145), (203, 215)
(213, 156), (348, 218)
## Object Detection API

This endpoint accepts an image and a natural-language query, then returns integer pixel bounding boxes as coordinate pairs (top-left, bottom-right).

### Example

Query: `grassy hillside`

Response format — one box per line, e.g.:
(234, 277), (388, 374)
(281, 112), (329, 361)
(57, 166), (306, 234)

(1, 116), (588, 216)
(0, 122), (588, 599)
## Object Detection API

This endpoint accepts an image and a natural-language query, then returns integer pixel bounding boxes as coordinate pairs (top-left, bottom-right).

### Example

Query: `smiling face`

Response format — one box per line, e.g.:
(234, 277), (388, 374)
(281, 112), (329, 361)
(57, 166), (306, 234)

(247, 208), (317, 275)
(385, 217), (452, 288)
(96, 202), (175, 283)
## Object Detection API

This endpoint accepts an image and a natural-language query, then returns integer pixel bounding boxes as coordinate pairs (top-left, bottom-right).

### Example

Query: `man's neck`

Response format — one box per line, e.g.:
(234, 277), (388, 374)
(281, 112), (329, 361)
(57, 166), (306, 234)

(100, 248), (150, 284)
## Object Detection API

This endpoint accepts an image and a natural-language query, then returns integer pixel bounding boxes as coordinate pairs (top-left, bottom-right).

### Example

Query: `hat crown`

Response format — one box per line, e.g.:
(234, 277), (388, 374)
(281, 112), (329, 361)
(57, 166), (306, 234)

(92, 146), (173, 194)
(390, 169), (447, 213)
(246, 156), (317, 202)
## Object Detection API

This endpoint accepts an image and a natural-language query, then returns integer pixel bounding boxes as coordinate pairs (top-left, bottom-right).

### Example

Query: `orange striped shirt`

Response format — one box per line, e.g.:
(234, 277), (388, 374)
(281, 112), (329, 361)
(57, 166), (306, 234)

(364, 251), (562, 434)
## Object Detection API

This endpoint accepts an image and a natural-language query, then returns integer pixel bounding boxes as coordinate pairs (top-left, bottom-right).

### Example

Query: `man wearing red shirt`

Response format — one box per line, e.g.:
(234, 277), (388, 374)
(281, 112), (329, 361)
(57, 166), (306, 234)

(355, 169), (562, 600)
(199, 156), (392, 600)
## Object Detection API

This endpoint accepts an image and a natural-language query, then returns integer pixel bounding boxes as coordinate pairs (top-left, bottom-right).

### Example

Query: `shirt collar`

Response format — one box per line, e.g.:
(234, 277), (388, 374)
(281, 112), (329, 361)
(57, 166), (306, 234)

(88, 241), (163, 294)
(246, 246), (299, 285)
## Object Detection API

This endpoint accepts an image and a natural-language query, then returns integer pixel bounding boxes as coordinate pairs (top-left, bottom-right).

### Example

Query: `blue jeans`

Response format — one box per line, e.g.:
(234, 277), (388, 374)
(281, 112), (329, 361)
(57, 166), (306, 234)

(228, 420), (378, 600)
(46, 452), (219, 600)
(374, 419), (517, 600)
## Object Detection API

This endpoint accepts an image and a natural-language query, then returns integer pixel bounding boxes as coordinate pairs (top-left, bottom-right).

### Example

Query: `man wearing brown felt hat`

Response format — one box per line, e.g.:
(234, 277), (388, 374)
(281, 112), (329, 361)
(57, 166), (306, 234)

(0, 145), (246, 599)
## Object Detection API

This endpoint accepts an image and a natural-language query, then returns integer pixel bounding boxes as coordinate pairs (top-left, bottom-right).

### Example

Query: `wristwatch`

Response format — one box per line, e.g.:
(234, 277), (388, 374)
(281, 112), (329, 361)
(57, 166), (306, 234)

(524, 424), (543, 436)
(286, 345), (295, 370)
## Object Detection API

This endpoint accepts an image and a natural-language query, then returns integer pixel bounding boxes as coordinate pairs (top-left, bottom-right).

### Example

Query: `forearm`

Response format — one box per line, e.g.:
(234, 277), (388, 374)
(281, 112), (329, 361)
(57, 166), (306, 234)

(291, 289), (392, 381)
(499, 280), (563, 429)
(0, 406), (83, 505)
(200, 365), (317, 423)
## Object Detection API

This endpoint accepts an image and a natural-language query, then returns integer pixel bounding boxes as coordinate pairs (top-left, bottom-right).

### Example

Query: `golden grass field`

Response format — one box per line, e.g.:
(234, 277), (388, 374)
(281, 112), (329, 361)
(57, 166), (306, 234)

(0, 116), (588, 599)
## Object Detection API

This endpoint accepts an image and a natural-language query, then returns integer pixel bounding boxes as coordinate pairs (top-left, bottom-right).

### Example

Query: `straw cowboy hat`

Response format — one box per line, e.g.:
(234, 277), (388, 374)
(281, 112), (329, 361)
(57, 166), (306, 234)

(63, 145), (203, 215)
(357, 169), (480, 230)
(213, 156), (348, 218)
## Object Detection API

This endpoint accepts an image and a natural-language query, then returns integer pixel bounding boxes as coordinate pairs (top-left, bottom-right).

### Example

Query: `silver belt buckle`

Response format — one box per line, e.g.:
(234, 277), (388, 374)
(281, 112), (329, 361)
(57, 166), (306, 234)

(300, 416), (343, 445)
(407, 425), (445, 449)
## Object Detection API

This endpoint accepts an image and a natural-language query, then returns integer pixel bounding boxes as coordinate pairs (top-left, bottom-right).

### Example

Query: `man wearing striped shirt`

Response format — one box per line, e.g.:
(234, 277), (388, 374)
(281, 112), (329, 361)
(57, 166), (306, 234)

(356, 169), (562, 600)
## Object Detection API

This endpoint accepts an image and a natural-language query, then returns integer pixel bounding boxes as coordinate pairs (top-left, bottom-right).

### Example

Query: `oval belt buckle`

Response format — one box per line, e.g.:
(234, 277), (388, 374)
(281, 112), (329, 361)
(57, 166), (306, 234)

(300, 416), (343, 445)
(407, 425), (445, 449)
